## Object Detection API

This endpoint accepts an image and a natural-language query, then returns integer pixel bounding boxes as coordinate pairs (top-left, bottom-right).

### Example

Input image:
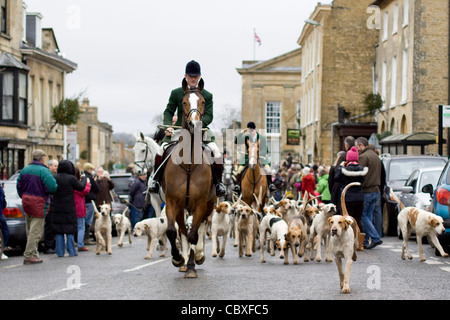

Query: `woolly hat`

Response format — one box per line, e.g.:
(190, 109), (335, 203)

(346, 146), (359, 162)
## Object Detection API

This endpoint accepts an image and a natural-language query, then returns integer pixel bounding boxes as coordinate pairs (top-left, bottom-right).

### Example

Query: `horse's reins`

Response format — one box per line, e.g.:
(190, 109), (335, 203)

(181, 89), (205, 212)
(134, 139), (152, 173)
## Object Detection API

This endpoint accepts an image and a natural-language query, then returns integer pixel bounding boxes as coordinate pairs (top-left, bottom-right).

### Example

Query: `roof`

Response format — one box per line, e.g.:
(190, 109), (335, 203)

(20, 43), (77, 73)
(379, 132), (438, 145)
(236, 47), (302, 75)
(0, 52), (31, 71)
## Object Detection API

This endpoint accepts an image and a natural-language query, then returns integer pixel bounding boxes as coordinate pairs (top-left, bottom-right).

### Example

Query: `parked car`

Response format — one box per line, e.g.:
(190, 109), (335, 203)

(430, 158), (450, 253)
(381, 154), (447, 236)
(109, 173), (133, 214)
(394, 166), (445, 237)
(1, 180), (27, 249)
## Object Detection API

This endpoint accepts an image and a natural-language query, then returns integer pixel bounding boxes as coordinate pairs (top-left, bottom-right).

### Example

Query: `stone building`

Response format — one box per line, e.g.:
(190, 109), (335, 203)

(0, 1), (76, 178)
(297, 0), (379, 165)
(76, 98), (114, 169)
(22, 13), (77, 160)
(236, 48), (302, 166)
(372, 0), (449, 155)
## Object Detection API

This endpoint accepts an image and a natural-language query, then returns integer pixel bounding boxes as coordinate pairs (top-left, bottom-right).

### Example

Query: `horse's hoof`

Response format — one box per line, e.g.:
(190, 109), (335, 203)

(195, 255), (205, 265)
(178, 265), (187, 272)
(184, 269), (198, 279)
(172, 256), (185, 268)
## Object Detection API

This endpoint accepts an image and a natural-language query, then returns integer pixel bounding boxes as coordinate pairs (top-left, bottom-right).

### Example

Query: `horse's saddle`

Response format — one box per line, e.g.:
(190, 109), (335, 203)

(155, 140), (213, 172)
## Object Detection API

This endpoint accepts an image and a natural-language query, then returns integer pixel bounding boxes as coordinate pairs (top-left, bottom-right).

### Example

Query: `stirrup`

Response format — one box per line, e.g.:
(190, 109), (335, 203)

(215, 183), (227, 197)
(268, 184), (276, 193)
(148, 181), (160, 193)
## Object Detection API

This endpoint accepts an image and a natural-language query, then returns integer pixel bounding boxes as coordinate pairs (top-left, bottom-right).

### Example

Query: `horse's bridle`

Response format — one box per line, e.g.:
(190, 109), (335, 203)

(184, 90), (204, 125)
(134, 139), (152, 173)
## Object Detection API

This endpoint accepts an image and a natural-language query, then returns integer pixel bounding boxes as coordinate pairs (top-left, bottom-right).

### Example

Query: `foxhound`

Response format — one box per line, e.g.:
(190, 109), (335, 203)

(328, 182), (361, 293)
(259, 214), (289, 264)
(391, 189), (448, 261)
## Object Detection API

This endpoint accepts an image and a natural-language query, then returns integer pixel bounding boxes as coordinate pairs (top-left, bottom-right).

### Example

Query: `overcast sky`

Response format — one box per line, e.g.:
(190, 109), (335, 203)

(24, 0), (321, 135)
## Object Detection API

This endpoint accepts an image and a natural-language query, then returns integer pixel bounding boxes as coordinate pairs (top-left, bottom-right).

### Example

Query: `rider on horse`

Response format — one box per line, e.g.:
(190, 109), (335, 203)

(148, 60), (227, 197)
(233, 121), (276, 194)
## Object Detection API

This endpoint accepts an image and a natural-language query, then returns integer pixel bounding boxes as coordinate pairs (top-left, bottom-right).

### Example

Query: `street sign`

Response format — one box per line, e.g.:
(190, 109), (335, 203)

(286, 129), (300, 145)
(443, 105), (450, 127)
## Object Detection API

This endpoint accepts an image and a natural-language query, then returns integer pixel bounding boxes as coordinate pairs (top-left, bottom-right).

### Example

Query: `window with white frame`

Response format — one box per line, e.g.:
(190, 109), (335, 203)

(403, 0), (408, 27)
(392, 3), (398, 34)
(0, 69), (28, 124)
(401, 49), (407, 103)
(381, 61), (387, 109)
(391, 56), (397, 108)
(1, 0), (7, 34)
(383, 11), (388, 41)
(266, 101), (281, 135)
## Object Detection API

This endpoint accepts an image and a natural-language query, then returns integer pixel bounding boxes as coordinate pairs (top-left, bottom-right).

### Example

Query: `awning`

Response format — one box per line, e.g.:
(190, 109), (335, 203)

(379, 132), (438, 145)
(0, 52), (30, 71)
(379, 132), (441, 155)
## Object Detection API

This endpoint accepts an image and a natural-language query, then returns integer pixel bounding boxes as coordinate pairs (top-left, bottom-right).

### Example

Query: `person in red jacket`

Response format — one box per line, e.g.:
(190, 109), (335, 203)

(301, 166), (316, 199)
(74, 167), (91, 252)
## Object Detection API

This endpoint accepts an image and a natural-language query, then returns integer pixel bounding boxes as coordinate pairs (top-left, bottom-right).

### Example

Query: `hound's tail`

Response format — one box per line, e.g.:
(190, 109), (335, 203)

(340, 182), (361, 217)
(121, 207), (129, 223)
(389, 188), (405, 210)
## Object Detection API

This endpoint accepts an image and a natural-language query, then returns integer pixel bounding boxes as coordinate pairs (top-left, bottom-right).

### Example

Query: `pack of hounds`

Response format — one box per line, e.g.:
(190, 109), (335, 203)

(92, 181), (448, 294)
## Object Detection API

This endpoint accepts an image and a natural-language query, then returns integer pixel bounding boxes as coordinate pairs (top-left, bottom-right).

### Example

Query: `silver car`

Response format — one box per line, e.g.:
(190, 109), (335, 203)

(1, 180), (27, 248)
(395, 166), (445, 236)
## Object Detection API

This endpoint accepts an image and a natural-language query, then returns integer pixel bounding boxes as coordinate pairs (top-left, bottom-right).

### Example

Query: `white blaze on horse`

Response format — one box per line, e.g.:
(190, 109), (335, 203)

(132, 132), (164, 217)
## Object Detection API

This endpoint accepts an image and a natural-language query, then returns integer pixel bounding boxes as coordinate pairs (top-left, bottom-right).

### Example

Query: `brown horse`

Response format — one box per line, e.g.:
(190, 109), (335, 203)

(241, 140), (267, 213)
(162, 78), (216, 278)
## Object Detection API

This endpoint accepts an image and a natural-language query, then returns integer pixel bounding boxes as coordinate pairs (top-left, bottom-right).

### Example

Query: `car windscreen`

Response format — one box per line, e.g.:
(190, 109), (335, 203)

(110, 177), (131, 195)
(388, 158), (446, 186)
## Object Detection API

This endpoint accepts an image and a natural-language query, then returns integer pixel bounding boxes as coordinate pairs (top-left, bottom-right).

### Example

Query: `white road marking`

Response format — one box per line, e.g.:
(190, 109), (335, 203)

(424, 260), (444, 265)
(123, 257), (171, 272)
(439, 266), (450, 273)
(27, 283), (87, 300)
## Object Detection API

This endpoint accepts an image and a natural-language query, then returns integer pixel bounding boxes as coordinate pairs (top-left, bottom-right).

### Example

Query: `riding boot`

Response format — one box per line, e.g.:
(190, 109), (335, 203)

(233, 172), (242, 193)
(212, 162), (227, 197)
(148, 154), (163, 193)
(266, 174), (276, 194)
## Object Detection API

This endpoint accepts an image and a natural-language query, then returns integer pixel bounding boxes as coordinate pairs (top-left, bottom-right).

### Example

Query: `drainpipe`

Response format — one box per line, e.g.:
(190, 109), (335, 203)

(448, 0), (450, 156)
(331, 121), (339, 165)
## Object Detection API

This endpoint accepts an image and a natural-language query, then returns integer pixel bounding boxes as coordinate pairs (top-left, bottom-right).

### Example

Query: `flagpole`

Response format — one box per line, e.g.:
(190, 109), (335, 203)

(253, 28), (256, 61)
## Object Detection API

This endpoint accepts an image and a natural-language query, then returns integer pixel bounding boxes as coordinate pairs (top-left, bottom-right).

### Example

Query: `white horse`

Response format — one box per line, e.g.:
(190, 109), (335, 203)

(132, 132), (165, 217)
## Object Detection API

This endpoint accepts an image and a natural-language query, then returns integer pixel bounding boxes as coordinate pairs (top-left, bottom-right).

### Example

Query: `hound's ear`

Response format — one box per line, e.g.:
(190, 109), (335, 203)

(198, 78), (204, 91)
(429, 217), (439, 228)
(182, 78), (188, 92)
(345, 216), (354, 225)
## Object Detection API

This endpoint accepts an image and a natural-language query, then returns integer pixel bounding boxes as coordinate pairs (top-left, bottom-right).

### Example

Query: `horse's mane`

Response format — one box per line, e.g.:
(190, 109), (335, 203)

(134, 132), (163, 157)
(143, 135), (163, 157)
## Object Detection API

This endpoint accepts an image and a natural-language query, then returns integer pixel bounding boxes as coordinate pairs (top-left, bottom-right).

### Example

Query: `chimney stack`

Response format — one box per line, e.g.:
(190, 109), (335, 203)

(26, 12), (43, 48)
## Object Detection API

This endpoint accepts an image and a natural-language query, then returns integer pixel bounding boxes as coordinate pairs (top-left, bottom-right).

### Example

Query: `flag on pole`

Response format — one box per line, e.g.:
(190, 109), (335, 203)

(254, 31), (262, 46)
